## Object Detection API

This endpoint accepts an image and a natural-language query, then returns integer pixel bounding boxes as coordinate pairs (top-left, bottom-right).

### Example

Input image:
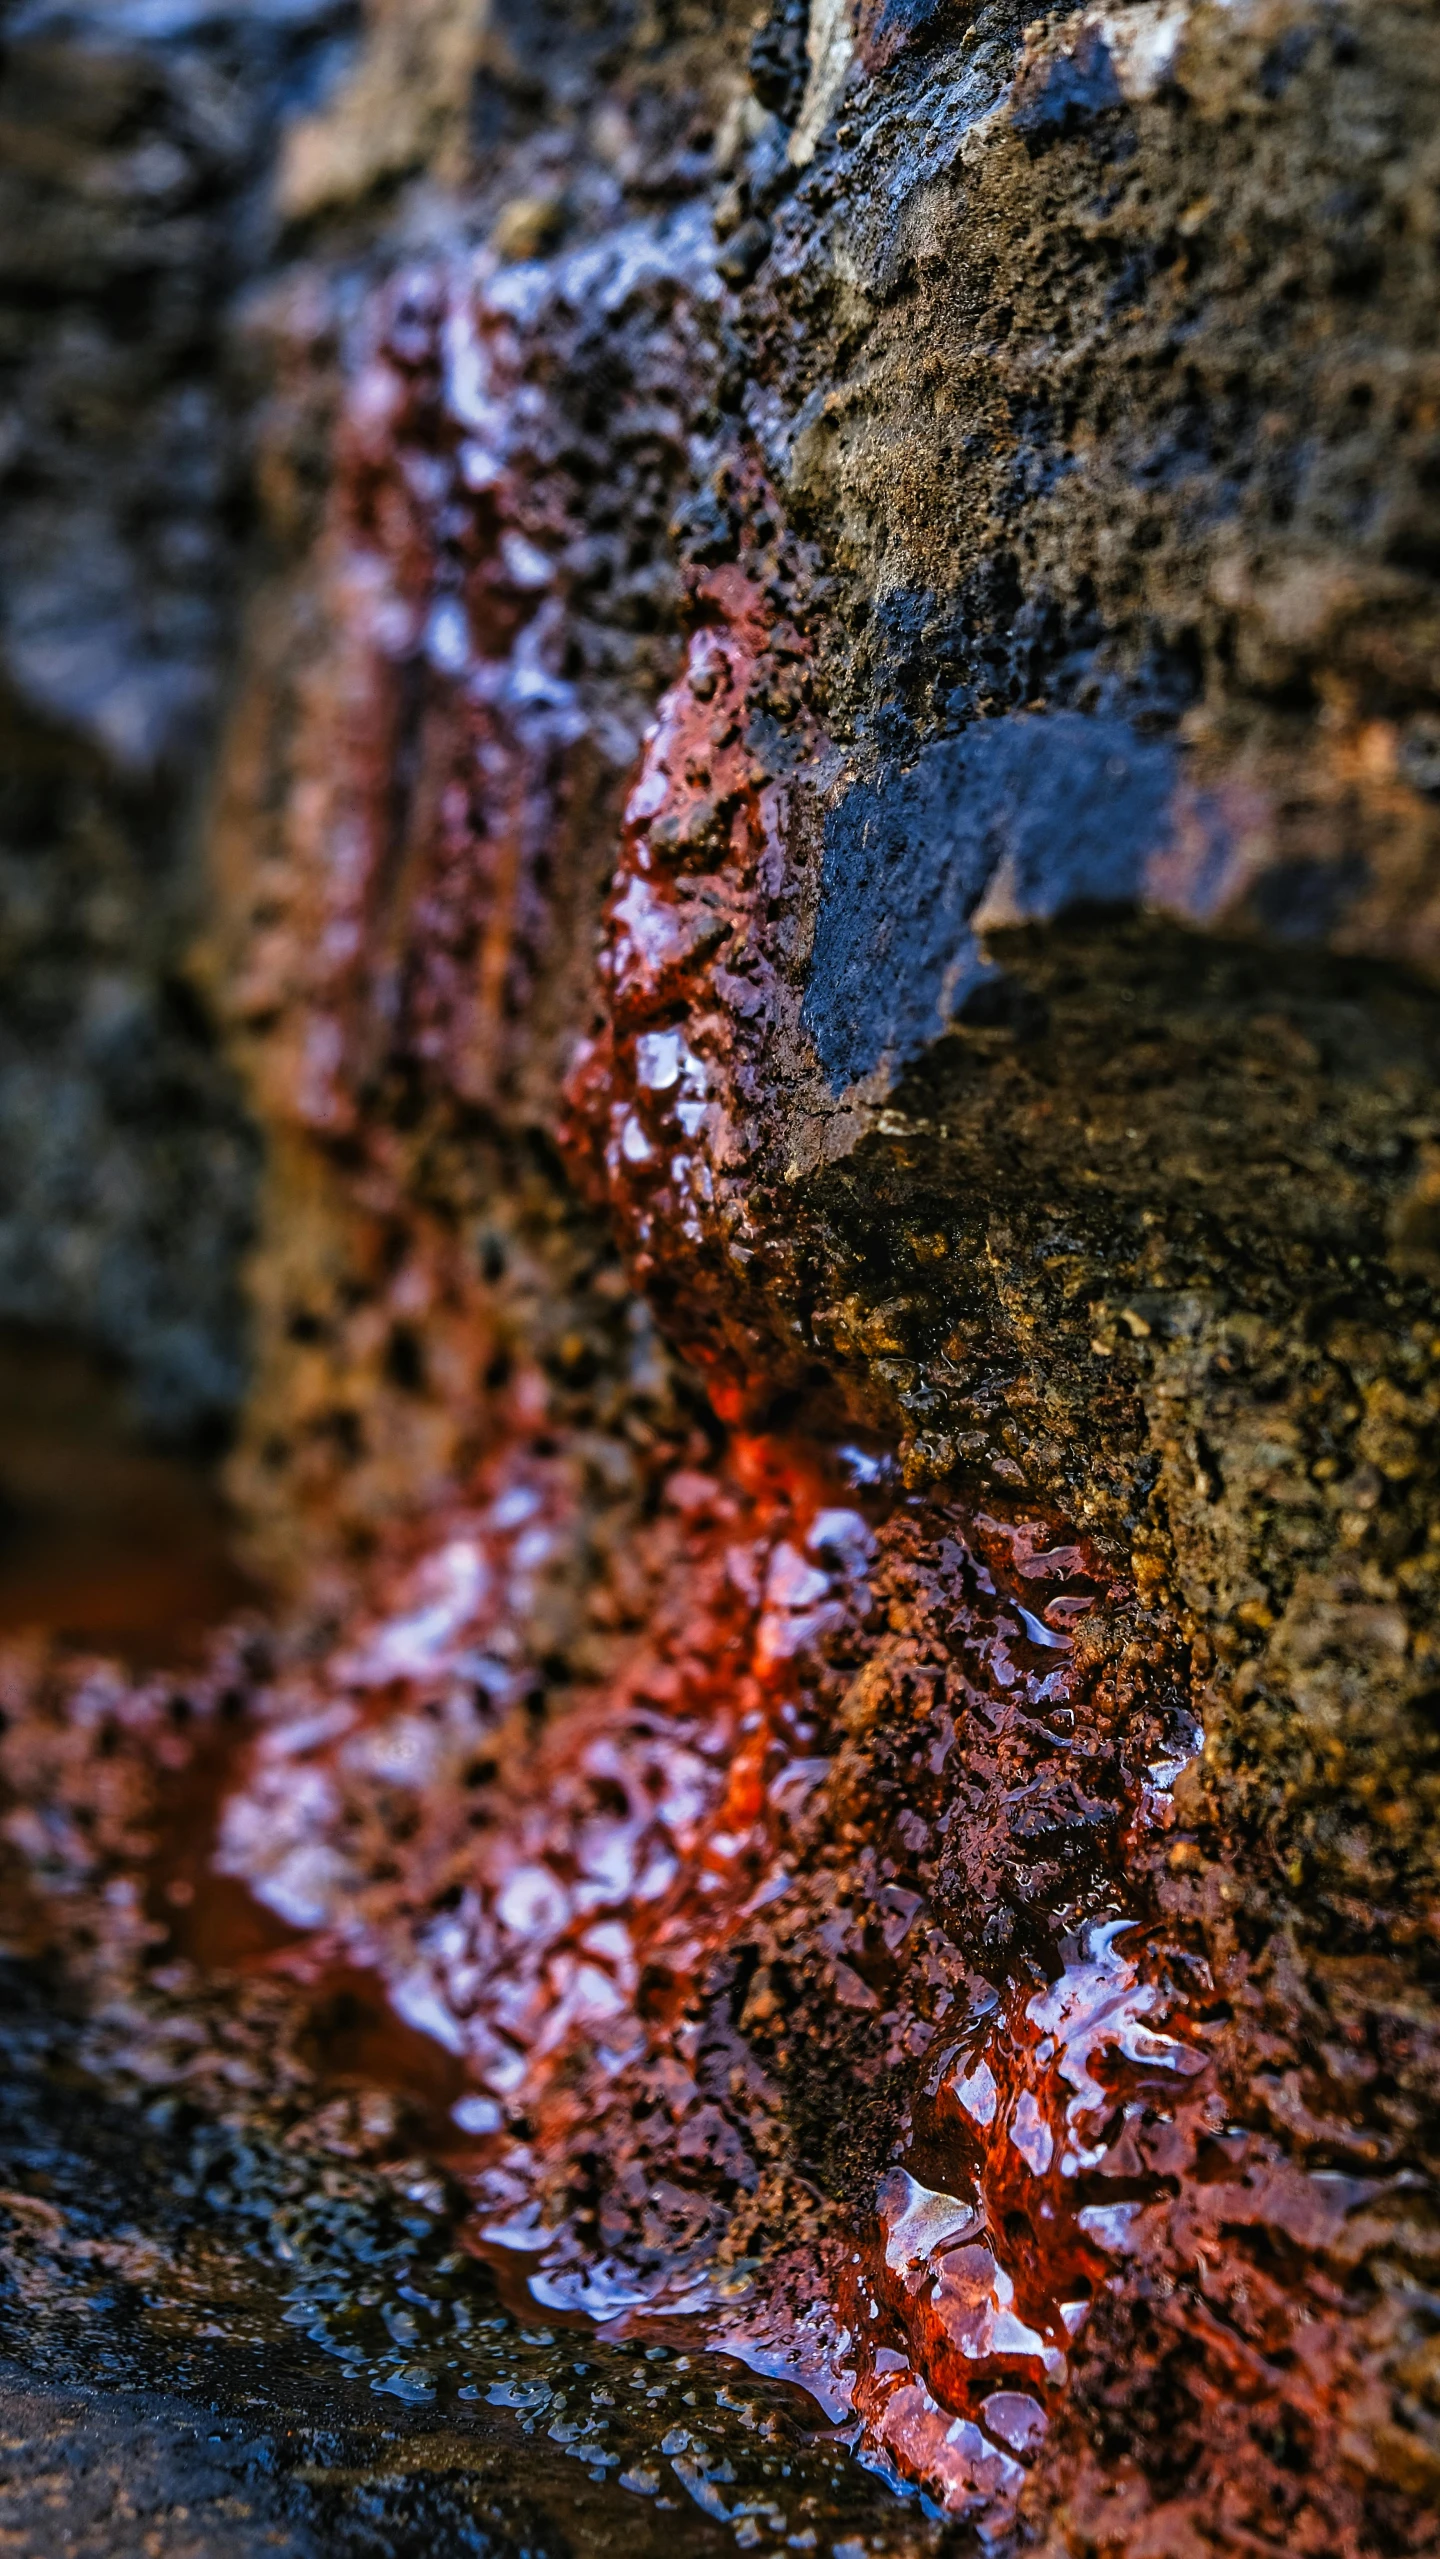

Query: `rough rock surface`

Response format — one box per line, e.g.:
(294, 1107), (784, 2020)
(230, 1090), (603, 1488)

(0, 0), (355, 1433)
(3, 0), (1440, 2552)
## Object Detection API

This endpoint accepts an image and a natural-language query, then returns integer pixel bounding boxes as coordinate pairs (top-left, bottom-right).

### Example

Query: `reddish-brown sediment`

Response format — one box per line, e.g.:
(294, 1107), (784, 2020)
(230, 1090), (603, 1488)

(560, 466), (826, 1416)
(207, 222), (725, 1582)
(0, 1331), (252, 1662)
(0, 1435), (1174, 2512)
(5, 1399), (1423, 2546)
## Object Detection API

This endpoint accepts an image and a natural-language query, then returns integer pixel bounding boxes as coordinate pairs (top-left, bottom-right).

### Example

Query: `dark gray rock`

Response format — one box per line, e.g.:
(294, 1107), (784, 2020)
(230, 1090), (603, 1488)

(804, 714), (1177, 1090)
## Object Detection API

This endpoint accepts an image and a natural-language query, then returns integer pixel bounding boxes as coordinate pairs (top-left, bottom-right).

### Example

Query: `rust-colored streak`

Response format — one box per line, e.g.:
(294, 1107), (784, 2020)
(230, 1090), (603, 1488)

(141, 1421), (1215, 2524)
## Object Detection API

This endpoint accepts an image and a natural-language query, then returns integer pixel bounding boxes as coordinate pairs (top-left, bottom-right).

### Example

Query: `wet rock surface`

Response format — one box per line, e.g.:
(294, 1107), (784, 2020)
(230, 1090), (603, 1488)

(0, 1959), (918, 2555)
(3, 0), (1440, 2551)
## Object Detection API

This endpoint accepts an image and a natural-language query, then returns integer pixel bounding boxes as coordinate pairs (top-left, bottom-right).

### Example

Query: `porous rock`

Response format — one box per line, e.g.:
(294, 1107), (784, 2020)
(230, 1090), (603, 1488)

(3, 0), (1440, 2549)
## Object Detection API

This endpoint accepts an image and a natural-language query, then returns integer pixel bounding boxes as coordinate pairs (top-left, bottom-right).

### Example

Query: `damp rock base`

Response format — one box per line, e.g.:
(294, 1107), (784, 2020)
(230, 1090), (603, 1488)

(3, 1), (1440, 2553)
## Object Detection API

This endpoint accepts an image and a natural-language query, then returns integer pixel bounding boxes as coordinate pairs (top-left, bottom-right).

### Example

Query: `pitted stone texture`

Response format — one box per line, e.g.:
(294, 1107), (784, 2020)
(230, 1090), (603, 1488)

(6, 0), (1440, 2548)
(747, 0), (1440, 982)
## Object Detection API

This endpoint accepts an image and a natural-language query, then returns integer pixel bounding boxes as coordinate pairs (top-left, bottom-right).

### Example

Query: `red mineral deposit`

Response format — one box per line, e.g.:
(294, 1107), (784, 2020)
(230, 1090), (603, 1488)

(2, 8), (1439, 2552)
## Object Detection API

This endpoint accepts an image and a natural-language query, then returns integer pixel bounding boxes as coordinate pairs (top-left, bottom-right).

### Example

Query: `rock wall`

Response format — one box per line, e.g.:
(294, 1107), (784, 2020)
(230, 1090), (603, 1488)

(3, 0), (1440, 2550)
(0, 0), (355, 1433)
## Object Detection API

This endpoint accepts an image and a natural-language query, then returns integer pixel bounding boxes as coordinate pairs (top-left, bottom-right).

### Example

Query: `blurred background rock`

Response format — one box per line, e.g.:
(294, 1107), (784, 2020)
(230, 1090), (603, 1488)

(0, 0), (358, 1442)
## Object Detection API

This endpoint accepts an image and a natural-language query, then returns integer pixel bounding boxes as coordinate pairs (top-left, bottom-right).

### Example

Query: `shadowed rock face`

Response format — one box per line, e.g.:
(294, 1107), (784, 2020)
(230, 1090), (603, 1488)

(803, 716), (1179, 1088)
(3, 0), (1440, 2551)
(0, 0), (356, 1434)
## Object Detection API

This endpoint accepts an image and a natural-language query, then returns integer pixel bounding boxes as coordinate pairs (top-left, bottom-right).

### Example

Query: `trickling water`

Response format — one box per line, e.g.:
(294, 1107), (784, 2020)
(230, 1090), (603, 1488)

(49, 1410), (1192, 2539)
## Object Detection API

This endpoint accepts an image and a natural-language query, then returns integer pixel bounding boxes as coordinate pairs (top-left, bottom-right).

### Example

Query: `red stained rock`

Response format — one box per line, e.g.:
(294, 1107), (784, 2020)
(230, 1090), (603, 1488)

(6, 5), (1440, 2549)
